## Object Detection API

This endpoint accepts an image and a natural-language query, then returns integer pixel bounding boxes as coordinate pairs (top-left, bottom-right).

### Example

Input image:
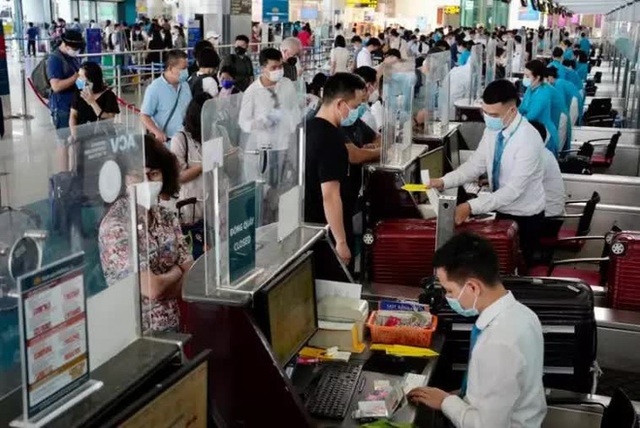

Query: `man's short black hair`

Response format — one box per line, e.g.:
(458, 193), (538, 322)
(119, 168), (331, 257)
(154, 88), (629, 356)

(351, 35), (362, 44)
(165, 49), (188, 68)
(235, 34), (250, 44)
(197, 47), (220, 68)
(433, 233), (501, 287)
(322, 72), (366, 104)
(563, 59), (576, 69)
(390, 29), (399, 37)
(354, 66), (377, 84)
(525, 59), (546, 78)
(544, 66), (558, 79)
(366, 37), (381, 48)
(259, 47), (282, 66)
(552, 47), (564, 58)
(581, 32), (586, 38)
(515, 35), (522, 44)
(482, 79), (518, 105)
(562, 39), (572, 47)
(529, 120), (547, 142)
(385, 49), (401, 59)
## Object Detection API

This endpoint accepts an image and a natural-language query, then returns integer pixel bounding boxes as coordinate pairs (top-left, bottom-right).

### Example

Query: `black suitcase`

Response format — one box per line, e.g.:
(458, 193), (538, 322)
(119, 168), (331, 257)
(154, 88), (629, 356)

(422, 276), (597, 393)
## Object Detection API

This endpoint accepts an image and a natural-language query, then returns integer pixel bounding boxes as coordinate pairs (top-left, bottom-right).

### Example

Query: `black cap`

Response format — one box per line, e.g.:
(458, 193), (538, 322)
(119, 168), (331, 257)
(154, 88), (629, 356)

(61, 30), (85, 49)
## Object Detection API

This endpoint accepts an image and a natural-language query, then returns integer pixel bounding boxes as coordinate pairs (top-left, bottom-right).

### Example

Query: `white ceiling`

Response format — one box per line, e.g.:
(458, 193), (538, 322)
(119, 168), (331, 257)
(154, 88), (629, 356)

(556, 0), (627, 15)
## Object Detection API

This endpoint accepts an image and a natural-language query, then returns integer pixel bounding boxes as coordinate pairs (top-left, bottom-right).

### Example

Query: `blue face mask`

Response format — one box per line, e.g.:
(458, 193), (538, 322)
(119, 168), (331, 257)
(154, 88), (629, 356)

(178, 69), (189, 83)
(341, 105), (360, 126)
(522, 77), (532, 87)
(483, 113), (504, 131)
(75, 78), (85, 91)
(446, 284), (479, 317)
(356, 103), (369, 119)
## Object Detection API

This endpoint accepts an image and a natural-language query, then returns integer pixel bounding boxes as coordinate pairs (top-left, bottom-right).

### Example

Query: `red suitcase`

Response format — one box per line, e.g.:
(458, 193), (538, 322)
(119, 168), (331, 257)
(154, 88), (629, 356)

(371, 218), (520, 286)
(607, 231), (640, 311)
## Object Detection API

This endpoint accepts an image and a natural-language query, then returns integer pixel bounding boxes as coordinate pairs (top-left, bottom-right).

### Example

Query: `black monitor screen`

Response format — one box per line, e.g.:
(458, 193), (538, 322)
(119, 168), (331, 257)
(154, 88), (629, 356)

(419, 147), (444, 180)
(254, 253), (317, 367)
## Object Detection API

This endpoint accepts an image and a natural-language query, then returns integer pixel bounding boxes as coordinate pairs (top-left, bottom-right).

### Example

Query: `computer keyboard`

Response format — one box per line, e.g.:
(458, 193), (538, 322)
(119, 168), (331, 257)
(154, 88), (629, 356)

(305, 362), (364, 420)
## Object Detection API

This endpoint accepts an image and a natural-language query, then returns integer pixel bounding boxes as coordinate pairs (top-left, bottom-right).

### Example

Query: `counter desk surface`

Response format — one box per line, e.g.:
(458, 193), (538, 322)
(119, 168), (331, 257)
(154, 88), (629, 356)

(311, 333), (445, 428)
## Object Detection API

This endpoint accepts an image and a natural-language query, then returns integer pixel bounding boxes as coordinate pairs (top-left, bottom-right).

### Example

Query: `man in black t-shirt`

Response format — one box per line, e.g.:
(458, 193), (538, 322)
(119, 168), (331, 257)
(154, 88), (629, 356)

(305, 73), (367, 265)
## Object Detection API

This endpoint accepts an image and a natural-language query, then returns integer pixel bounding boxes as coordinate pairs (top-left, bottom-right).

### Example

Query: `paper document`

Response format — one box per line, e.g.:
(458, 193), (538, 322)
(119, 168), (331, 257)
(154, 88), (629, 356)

(315, 280), (362, 301)
(202, 137), (224, 172)
(420, 169), (430, 185)
(426, 188), (441, 217)
(401, 184), (428, 192)
(402, 373), (427, 394)
(318, 320), (355, 331)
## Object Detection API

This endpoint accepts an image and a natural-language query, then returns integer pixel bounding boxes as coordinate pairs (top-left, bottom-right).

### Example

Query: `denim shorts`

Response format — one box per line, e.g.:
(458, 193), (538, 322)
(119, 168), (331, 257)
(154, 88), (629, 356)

(51, 109), (71, 142)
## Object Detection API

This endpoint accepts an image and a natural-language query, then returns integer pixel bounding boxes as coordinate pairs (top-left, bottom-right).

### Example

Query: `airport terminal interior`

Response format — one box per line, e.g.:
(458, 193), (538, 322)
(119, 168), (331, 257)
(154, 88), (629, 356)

(3, 0), (640, 426)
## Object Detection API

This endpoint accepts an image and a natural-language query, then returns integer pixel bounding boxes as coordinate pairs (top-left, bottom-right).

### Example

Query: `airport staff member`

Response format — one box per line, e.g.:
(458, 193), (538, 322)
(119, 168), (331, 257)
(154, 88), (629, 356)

(579, 32), (592, 56)
(305, 73), (367, 265)
(408, 233), (547, 427)
(430, 79), (546, 268)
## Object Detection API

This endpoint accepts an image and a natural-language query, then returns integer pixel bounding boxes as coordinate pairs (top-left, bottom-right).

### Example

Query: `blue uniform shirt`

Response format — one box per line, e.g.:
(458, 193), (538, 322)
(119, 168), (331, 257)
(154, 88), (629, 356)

(46, 49), (80, 113)
(141, 75), (192, 139)
(27, 27), (39, 40)
(562, 49), (575, 61)
(565, 67), (583, 90)
(554, 77), (584, 123)
(548, 83), (572, 152)
(549, 60), (568, 80)
(520, 83), (560, 156)
(576, 62), (588, 82)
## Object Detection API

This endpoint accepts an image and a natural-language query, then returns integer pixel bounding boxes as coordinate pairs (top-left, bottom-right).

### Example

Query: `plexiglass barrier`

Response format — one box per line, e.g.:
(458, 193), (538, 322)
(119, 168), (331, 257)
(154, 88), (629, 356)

(381, 61), (416, 167)
(420, 51), (451, 136)
(505, 39), (515, 79)
(552, 28), (561, 51)
(485, 38), (497, 87)
(0, 120), (145, 402)
(469, 44), (484, 104)
(201, 89), (305, 292)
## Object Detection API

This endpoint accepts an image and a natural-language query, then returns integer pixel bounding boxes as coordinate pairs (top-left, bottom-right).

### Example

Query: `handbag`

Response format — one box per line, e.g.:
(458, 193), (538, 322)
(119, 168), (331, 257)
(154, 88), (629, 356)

(176, 133), (205, 259)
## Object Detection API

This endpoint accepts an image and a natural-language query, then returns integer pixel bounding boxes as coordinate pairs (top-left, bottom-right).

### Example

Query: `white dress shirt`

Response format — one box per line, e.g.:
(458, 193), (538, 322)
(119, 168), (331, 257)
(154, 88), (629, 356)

(447, 63), (472, 118)
(442, 291), (547, 428)
(357, 48), (373, 68)
(542, 148), (565, 217)
(441, 114), (546, 216)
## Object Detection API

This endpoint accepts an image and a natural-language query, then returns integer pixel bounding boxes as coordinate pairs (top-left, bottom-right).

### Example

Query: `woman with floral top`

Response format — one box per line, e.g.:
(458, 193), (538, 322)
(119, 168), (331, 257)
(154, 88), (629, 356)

(99, 135), (193, 333)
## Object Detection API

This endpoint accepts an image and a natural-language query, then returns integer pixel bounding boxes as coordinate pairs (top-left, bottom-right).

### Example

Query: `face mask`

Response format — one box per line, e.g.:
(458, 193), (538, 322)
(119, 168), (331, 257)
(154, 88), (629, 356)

(67, 48), (79, 57)
(267, 68), (284, 83)
(235, 46), (247, 56)
(135, 181), (163, 210)
(483, 113), (504, 131)
(445, 284), (479, 317)
(221, 80), (234, 89)
(287, 57), (298, 66)
(75, 79), (86, 91)
(178, 69), (189, 83)
(356, 103), (369, 119)
(522, 77), (532, 87)
(340, 104), (359, 127)
(368, 89), (380, 104)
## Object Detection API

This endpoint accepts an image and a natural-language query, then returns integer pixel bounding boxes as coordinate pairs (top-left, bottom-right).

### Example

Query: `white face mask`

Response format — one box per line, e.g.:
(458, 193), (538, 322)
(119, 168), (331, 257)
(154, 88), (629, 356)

(66, 47), (79, 57)
(267, 68), (284, 83)
(135, 181), (163, 210)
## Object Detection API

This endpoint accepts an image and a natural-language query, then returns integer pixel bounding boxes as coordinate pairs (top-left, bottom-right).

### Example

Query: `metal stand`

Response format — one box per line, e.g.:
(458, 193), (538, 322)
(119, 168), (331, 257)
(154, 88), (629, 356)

(8, 68), (34, 120)
(435, 194), (457, 250)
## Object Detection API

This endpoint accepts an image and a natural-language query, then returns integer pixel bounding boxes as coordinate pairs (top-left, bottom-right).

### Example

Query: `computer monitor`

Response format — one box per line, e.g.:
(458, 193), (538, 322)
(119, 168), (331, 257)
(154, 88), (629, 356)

(419, 147), (444, 180)
(254, 252), (317, 367)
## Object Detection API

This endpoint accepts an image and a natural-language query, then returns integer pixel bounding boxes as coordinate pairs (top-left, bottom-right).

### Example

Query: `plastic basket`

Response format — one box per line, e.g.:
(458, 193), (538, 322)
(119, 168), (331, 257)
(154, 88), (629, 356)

(367, 311), (438, 348)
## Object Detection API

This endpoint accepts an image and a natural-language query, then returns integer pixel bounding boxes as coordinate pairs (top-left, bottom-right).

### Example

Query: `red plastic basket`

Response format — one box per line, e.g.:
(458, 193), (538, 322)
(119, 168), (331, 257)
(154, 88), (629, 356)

(367, 311), (438, 348)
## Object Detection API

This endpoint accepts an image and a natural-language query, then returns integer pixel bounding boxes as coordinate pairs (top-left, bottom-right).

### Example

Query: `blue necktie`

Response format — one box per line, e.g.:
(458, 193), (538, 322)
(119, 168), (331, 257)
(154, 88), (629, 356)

(492, 131), (505, 191)
(460, 324), (482, 397)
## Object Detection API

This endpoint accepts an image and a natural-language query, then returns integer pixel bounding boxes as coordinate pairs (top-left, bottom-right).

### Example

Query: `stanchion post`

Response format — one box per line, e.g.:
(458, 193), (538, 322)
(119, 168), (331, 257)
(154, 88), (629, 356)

(9, 66), (34, 120)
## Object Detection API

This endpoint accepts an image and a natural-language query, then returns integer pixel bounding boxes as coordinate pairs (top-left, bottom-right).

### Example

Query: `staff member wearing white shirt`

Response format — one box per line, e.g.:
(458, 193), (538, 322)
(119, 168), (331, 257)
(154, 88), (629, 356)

(530, 120), (566, 238)
(356, 38), (381, 68)
(430, 79), (546, 269)
(409, 232), (547, 428)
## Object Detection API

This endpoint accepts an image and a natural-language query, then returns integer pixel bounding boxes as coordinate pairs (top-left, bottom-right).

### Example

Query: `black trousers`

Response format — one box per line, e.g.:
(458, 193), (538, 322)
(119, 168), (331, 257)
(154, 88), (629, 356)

(27, 40), (36, 56)
(496, 211), (545, 272)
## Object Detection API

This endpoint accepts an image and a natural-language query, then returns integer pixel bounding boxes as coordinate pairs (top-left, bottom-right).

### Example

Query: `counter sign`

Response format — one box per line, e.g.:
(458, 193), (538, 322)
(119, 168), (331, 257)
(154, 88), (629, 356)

(228, 182), (257, 283)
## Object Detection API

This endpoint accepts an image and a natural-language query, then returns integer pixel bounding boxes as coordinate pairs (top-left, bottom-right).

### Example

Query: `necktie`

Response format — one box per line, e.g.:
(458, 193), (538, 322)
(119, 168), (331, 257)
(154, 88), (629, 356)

(492, 131), (505, 191)
(460, 324), (482, 397)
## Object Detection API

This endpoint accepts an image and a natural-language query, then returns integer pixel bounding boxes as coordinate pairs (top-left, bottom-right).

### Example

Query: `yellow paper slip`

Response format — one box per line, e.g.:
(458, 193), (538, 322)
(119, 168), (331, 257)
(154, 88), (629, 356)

(370, 344), (439, 357)
(401, 184), (429, 192)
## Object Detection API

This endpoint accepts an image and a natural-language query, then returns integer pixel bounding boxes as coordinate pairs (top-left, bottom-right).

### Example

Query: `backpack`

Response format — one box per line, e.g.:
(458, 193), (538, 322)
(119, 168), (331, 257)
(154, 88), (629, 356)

(30, 51), (74, 100)
(188, 73), (219, 97)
